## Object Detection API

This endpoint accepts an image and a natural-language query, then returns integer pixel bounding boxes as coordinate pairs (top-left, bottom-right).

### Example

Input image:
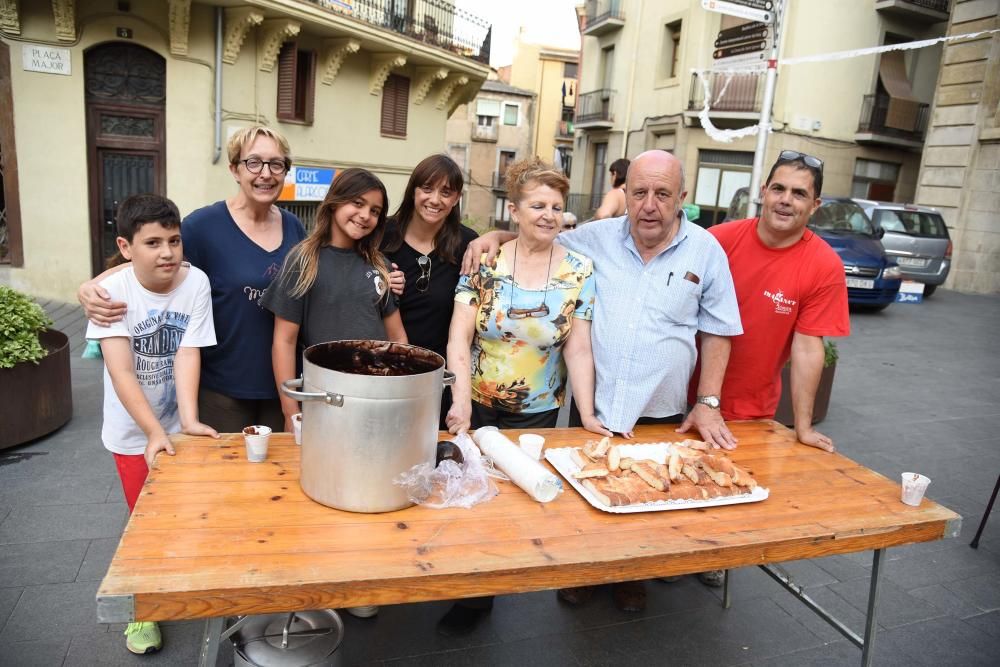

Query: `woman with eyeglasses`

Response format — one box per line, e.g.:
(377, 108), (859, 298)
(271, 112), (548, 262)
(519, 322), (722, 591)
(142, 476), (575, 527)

(446, 157), (610, 437)
(381, 154), (478, 427)
(78, 126), (306, 433)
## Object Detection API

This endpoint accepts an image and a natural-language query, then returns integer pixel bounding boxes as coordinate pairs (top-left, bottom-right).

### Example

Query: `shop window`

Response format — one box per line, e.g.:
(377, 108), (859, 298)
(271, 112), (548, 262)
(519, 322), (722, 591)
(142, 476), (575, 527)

(0, 43), (21, 266)
(851, 158), (900, 200)
(381, 74), (410, 138)
(277, 43), (315, 124)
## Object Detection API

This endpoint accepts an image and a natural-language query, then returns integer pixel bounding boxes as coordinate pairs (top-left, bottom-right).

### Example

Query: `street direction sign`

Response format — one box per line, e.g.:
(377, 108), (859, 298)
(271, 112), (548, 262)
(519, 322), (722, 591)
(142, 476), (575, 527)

(714, 39), (768, 60)
(715, 22), (769, 48)
(701, 0), (774, 24)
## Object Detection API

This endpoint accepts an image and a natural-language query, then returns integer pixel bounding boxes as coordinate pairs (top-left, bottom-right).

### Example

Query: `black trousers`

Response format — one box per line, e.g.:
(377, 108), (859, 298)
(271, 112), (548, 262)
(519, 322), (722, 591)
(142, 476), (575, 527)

(454, 403), (559, 613)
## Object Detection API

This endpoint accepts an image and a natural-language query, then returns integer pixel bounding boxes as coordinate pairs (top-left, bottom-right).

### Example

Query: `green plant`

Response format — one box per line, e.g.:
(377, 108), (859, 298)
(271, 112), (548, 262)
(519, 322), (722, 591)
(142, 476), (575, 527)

(0, 286), (53, 369)
(824, 340), (839, 368)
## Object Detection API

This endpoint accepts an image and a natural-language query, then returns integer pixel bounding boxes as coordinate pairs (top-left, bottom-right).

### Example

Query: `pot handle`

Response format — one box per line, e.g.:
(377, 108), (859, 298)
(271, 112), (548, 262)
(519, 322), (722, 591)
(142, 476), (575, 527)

(443, 369), (456, 387)
(280, 378), (344, 407)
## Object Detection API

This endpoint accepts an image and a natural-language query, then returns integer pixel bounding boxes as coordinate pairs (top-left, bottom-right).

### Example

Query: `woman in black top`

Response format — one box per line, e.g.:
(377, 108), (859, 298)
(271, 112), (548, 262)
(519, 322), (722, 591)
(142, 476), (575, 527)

(381, 154), (477, 427)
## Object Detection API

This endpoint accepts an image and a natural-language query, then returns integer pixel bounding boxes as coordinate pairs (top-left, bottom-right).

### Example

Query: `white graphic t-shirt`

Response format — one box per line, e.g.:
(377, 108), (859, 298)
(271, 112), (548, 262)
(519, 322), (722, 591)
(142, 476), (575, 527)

(86, 264), (216, 455)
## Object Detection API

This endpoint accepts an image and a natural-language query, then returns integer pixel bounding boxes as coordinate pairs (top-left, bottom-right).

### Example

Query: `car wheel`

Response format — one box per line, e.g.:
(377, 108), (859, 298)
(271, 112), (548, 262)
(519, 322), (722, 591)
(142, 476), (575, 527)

(922, 285), (936, 298)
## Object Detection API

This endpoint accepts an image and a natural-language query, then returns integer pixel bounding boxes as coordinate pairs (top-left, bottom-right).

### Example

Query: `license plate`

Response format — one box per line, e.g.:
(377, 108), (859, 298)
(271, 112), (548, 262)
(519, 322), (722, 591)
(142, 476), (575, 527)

(896, 257), (929, 268)
(846, 278), (875, 289)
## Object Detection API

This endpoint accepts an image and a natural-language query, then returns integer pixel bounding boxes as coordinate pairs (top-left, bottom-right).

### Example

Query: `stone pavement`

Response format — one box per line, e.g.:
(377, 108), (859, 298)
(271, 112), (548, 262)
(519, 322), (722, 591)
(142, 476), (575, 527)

(1, 292), (998, 666)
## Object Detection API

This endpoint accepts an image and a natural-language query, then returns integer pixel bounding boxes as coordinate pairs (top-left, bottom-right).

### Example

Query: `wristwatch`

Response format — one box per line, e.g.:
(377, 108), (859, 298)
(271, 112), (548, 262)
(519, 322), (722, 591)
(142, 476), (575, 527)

(696, 395), (721, 410)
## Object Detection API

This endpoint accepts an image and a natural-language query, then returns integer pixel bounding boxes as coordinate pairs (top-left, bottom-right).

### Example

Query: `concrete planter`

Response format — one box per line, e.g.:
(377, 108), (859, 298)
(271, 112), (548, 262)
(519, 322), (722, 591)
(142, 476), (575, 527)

(773, 362), (836, 427)
(0, 329), (73, 449)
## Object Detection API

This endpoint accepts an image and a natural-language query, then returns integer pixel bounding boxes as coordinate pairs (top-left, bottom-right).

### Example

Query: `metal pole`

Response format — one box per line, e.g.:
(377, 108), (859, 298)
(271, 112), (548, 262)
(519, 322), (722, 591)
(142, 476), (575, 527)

(861, 549), (885, 667)
(746, 0), (787, 218)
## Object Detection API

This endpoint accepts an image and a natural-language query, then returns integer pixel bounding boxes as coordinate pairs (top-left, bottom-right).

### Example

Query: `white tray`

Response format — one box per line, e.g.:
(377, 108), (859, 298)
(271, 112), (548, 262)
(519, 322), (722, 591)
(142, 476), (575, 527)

(544, 443), (769, 514)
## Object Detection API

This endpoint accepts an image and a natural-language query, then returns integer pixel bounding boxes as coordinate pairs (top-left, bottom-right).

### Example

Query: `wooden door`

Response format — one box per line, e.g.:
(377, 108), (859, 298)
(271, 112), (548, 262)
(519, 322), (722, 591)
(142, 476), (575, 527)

(84, 44), (165, 275)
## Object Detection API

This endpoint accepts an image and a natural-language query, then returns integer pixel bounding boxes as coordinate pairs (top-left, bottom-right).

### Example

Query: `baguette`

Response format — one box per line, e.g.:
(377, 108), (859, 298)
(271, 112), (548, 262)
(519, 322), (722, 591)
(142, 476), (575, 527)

(608, 444), (622, 471)
(573, 461), (610, 479)
(631, 460), (668, 492)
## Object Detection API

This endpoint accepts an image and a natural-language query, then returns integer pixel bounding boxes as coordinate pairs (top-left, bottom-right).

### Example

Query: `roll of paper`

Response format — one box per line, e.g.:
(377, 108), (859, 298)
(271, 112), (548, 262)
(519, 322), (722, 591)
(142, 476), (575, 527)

(473, 427), (562, 503)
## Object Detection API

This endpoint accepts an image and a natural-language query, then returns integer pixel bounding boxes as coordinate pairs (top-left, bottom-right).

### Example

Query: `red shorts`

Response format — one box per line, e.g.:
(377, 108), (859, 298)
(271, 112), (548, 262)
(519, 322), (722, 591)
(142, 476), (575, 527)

(112, 453), (149, 514)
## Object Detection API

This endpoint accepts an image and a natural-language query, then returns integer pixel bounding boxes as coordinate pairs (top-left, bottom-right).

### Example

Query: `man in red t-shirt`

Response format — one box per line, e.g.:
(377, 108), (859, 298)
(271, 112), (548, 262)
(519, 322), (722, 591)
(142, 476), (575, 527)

(695, 151), (849, 452)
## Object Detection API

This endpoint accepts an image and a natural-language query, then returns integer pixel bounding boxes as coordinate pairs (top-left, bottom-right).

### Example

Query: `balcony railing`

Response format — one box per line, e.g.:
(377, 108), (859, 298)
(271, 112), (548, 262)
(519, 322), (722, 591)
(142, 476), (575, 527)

(688, 72), (763, 113)
(874, 0), (950, 23)
(575, 89), (615, 126)
(857, 94), (929, 143)
(472, 123), (498, 142)
(583, 0), (625, 36)
(492, 171), (506, 190)
(556, 120), (574, 139)
(306, 0), (492, 64)
(566, 193), (602, 222)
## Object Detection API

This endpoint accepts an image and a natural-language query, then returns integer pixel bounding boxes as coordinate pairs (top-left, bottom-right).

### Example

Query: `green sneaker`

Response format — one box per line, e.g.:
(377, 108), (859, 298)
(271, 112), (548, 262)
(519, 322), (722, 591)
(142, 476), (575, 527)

(124, 621), (162, 654)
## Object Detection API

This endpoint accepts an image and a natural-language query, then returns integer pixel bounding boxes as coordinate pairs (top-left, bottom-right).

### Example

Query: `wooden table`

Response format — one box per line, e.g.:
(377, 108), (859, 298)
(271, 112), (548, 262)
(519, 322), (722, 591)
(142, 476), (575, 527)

(97, 422), (960, 666)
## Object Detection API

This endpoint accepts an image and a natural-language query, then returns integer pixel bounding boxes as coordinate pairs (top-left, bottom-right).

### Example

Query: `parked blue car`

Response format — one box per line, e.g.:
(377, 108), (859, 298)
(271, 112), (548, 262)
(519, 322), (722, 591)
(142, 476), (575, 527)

(808, 198), (902, 311)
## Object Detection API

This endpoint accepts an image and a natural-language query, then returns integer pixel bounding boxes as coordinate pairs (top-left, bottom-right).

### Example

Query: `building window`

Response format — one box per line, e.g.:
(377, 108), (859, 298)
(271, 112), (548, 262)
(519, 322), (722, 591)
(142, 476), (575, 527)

(477, 115), (495, 127)
(563, 61), (578, 79)
(380, 74), (410, 138)
(590, 142), (608, 210)
(693, 149), (753, 227)
(495, 196), (511, 224)
(476, 98), (500, 127)
(664, 20), (682, 79)
(0, 42), (22, 266)
(601, 46), (615, 88)
(503, 103), (519, 126)
(851, 158), (900, 201)
(277, 42), (315, 124)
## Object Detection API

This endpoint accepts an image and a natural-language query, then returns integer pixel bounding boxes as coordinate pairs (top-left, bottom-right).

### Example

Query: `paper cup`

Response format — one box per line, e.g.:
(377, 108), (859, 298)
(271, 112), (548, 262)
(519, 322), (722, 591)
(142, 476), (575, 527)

(518, 433), (545, 460)
(901, 472), (930, 506)
(292, 413), (302, 445)
(243, 425), (272, 463)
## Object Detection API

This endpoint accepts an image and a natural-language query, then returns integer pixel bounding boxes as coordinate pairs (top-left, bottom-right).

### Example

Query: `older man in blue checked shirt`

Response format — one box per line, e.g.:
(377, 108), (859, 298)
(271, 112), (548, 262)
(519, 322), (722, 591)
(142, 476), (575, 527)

(463, 149), (742, 447)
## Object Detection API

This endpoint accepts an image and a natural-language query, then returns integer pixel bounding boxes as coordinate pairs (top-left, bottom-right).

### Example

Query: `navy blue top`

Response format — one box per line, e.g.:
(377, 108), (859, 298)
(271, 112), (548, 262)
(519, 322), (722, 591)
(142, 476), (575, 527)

(182, 201), (306, 399)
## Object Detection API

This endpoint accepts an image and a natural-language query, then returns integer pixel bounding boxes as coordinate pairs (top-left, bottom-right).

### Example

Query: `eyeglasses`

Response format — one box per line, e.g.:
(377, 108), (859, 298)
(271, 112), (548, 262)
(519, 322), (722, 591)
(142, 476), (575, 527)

(239, 158), (290, 175)
(778, 150), (823, 171)
(415, 255), (432, 292)
(507, 304), (550, 319)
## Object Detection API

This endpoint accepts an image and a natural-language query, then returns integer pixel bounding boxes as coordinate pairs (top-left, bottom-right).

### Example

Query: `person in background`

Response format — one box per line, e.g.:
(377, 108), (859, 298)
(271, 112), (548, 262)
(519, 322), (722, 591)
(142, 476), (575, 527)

(561, 211), (579, 230)
(593, 157), (629, 219)
(86, 194), (217, 656)
(381, 154), (478, 427)
(440, 157), (609, 636)
(78, 126), (306, 434)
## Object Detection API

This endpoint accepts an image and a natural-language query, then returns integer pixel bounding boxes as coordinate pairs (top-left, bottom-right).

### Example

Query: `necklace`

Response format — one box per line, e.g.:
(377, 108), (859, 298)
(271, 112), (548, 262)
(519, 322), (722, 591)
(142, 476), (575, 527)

(507, 241), (553, 319)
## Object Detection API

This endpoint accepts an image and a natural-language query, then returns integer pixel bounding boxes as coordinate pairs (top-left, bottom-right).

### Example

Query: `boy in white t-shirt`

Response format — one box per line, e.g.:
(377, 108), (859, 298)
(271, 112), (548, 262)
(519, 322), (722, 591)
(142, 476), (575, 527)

(85, 194), (217, 656)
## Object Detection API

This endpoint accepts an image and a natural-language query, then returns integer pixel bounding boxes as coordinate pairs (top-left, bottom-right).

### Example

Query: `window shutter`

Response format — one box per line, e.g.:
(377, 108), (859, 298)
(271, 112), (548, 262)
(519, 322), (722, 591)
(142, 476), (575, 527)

(381, 74), (409, 137)
(303, 51), (316, 125)
(276, 43), (297, 121)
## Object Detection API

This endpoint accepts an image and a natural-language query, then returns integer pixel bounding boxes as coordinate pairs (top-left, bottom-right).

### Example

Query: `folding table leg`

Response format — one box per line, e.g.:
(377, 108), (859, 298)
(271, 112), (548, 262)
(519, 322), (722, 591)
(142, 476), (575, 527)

(723, 568), (732, 609)
(199, 617), (224, 667)
(860, 549), (885, 667)
(970, 473), (1000, 549)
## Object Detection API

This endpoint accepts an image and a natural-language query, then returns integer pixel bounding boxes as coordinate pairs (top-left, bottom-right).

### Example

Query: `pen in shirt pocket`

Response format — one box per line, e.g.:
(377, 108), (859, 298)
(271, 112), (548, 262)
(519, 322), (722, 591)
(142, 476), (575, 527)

(667, 271), (673, 286)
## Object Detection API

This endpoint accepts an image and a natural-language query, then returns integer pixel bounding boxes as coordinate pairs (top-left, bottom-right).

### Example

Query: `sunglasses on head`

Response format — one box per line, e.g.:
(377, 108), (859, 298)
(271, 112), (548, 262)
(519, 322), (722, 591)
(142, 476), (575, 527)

(778, 150), (823, 171)
(562, 223), (577, 230)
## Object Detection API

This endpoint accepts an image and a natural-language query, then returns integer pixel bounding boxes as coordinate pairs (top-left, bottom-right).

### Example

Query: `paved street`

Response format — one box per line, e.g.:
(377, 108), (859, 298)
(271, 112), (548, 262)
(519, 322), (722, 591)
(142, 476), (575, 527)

(1, 291), (998, 666)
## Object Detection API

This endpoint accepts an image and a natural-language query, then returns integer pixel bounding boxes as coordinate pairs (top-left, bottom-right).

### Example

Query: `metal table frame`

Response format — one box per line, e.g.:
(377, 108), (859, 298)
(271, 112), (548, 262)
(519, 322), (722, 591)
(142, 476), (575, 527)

(193, 549), (898, 667)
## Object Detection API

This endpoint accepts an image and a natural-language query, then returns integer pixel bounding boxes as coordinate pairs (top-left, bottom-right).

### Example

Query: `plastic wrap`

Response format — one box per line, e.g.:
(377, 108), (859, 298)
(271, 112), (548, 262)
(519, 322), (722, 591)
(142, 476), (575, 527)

(393, 434), (497, 509)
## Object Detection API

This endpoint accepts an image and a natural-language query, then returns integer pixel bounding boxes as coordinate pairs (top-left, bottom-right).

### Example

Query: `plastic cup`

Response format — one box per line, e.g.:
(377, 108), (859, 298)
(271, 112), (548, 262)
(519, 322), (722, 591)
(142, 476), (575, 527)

(292, 413), (302, 446)
(518, 433), (545, 460)
(901, 472), (930, 506)
(243, 425), (272, 463)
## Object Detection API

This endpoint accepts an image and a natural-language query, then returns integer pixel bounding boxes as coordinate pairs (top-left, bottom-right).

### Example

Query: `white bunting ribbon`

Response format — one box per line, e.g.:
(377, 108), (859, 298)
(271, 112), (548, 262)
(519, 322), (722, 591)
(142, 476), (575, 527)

(694, 28), (1000, 143)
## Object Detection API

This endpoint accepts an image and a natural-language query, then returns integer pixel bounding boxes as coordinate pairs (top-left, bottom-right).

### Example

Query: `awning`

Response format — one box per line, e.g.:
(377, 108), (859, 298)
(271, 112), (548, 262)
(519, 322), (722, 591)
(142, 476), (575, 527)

(879, 51), (919, 132)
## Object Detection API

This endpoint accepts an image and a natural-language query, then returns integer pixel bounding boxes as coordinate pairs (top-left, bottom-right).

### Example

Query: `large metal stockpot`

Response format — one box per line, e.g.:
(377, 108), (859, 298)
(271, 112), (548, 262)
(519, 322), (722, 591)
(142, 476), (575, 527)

(281, 340), (454, 513)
